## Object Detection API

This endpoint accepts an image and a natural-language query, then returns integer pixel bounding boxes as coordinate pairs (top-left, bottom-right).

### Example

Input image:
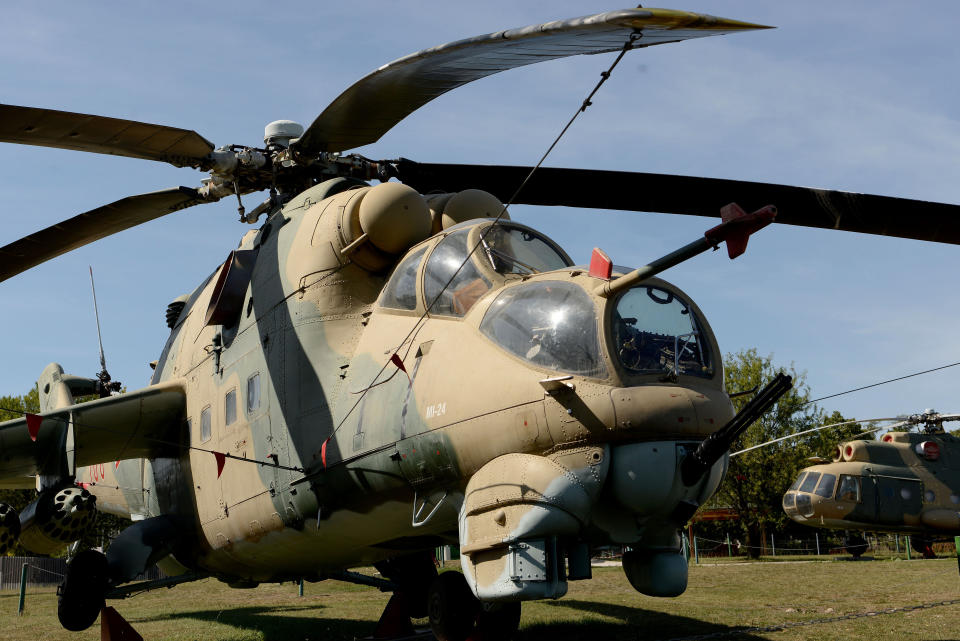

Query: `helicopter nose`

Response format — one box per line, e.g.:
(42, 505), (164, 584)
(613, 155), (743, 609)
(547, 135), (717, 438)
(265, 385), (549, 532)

(609, 385), (733, 438)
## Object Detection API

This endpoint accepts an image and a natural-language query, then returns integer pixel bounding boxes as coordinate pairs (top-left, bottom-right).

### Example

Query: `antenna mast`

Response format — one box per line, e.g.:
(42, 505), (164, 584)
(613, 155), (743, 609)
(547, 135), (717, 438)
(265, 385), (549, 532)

(89, 266), (121, 397)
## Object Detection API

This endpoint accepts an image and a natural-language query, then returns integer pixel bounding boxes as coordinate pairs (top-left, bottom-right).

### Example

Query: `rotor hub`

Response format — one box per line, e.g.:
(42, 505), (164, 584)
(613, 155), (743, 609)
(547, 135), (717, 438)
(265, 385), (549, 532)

(264, 120), (304, 148)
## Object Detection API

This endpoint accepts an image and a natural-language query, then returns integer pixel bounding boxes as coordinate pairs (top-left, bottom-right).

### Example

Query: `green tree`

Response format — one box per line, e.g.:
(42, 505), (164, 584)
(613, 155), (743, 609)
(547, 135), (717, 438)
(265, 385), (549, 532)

(713, 349), (857, 558)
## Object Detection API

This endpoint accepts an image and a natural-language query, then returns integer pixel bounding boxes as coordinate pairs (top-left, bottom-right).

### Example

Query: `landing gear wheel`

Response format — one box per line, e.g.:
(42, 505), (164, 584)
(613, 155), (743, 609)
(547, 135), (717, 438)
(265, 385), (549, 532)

(477, 601), (522, 641)
(427, 571), (480, 641)
(844, 533), (867, 559)
(912, 535), (936, 559)
(57, 549), (108, 631)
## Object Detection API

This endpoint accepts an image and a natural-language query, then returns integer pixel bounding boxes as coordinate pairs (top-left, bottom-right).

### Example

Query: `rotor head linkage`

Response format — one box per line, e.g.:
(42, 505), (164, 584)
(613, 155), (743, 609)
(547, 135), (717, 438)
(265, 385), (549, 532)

(598, 203), (776, 297)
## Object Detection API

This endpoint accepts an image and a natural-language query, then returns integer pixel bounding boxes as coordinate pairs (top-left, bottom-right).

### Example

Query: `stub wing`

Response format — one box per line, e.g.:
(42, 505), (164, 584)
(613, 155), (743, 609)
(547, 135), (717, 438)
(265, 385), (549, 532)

(0, 381), (185, 488)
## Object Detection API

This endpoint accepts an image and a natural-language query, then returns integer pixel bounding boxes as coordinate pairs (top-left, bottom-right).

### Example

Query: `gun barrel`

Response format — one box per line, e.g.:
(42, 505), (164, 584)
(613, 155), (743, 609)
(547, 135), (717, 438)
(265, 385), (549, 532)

(681, 372), (793, 486)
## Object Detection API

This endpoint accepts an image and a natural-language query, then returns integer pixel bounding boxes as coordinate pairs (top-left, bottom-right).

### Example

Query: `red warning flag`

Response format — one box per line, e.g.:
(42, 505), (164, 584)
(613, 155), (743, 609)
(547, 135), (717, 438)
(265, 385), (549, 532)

(321, 438), (329, 468)
(390, 353), (411, 382)
(213, 452), (226, 478)
(25, 413), (42, 442)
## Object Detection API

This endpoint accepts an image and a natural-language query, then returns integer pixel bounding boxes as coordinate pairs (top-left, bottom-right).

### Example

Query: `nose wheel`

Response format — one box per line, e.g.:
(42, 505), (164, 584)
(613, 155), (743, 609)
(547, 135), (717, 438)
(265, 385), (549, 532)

(426, 571), (521, 641)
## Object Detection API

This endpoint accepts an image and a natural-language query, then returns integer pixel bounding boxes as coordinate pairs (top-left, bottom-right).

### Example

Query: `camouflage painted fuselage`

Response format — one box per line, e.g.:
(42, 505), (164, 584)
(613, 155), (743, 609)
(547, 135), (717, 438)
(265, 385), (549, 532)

(79, 179), (734, 589)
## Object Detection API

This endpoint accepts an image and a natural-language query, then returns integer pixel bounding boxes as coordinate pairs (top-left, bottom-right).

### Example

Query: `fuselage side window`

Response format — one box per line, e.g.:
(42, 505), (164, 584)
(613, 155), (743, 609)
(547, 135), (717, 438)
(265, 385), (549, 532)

(247, 373), (261, 413)
(201, 406), (212, 443)
(225, 389), (237, 426)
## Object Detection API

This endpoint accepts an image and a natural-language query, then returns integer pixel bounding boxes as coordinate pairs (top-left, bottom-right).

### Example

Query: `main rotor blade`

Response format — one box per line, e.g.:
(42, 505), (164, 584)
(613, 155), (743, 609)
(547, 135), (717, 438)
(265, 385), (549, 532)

(0, 188), (211, 282)
(294, 8), (769, 154)
(394, 161), (960, 245)
(0, 105), (214, 168)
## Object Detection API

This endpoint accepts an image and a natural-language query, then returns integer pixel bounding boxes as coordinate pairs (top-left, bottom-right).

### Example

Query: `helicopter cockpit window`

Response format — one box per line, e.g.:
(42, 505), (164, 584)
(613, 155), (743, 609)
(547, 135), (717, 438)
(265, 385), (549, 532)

(814, 473), (837, 498)
(789, 472), (806, 491)
(380, 246), (427, 311)
(836, 475), (860, 502)
(480, 281), (606, 378)
(424, 229), (491, 317)
(479, 224), (571, 275)
(798, 472), (820, 494)
(612, 286), (712, 378)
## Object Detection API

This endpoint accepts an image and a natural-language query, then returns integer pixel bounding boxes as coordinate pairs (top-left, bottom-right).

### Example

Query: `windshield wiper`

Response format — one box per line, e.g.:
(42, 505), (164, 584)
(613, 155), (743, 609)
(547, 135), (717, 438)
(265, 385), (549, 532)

(480, 238), (540, 275)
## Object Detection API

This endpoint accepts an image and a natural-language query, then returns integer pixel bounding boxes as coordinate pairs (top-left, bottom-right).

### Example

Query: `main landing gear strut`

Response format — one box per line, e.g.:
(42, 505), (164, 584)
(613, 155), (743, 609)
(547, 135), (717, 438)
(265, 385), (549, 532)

(426, 571), (520, 641)
(369, 568), (521, 641)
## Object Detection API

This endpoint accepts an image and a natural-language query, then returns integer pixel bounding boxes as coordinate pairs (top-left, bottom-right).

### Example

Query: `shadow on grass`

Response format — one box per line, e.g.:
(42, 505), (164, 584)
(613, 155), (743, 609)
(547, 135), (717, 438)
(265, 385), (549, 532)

(518, 599), (767, 641)
(127, 598), (769, 641)
(132, 603), (375, 641)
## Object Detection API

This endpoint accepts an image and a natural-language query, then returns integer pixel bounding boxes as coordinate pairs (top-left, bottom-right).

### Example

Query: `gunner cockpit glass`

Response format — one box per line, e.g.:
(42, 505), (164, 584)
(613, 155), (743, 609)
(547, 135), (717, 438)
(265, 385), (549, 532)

(612, 286), (712, 378)
(480, 281), (606, 378)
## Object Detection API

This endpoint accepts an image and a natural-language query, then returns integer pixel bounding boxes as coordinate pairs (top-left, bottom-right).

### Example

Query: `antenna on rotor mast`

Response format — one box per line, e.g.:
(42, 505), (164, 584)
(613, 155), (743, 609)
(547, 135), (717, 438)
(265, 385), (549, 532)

(89, 266), (121, 398)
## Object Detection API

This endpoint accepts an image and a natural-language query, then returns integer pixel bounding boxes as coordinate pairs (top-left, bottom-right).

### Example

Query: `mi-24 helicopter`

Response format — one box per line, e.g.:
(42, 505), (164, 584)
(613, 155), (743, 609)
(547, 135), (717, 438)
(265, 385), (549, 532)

(784, 411), (960, 557)
(2, 7), (960, 641)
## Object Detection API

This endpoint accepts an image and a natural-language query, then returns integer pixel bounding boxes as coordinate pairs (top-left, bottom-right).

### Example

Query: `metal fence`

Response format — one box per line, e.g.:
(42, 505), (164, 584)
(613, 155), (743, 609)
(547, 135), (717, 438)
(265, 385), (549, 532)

(0, 556), (67, 590)
(1, 556), (165, 590)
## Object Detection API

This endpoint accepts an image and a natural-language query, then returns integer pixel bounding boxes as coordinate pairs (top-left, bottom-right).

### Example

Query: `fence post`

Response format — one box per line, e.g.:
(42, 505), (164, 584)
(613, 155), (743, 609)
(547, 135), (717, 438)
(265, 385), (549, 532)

(895, 535), (900, 554)
(815, 533), (820, 556)
(298, 578), (304, 597)
(18, 564), (27, 616)
(771, 534), (775, 557)
(682, 534), (688, 561)
(693, 536), (699, 564)
(906, 536), (912, 560)
(726, 533), (732, 557)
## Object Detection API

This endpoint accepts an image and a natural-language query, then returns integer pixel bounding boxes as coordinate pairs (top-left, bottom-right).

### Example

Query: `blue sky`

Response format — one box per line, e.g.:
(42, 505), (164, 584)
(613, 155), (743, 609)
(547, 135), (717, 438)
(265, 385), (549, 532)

(2, 2), (959, 426)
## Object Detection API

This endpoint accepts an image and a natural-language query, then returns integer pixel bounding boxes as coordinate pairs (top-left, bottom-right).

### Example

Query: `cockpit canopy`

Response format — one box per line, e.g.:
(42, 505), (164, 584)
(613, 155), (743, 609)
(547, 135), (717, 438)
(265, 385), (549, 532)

(379, 219), (716, 383)
(379, 220), (572, 316)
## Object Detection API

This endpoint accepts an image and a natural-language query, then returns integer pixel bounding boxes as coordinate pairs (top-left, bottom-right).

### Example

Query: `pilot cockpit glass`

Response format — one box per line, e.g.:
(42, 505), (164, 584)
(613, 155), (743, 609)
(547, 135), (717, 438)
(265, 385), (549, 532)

(612, 286), (712, 378)
(814, 473), (837, 498)
(480, 281), (606, 378)
(789, 472), (807, 491)
(799, 472), (820, 493)
(423, 229), (491, 316)
(380, 246), (427, 310)
(479, 224), (570, 275)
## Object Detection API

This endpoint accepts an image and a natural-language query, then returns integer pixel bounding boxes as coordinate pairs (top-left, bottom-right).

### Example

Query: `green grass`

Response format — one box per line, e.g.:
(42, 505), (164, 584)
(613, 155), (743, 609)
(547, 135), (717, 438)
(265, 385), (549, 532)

(4, 558), (960, 640)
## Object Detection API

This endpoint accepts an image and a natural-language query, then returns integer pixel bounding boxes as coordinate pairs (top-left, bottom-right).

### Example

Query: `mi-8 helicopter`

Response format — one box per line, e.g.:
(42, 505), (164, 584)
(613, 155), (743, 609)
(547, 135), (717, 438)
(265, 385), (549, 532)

(2, 5), (960, 641)
(784, 411), (960, 558)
